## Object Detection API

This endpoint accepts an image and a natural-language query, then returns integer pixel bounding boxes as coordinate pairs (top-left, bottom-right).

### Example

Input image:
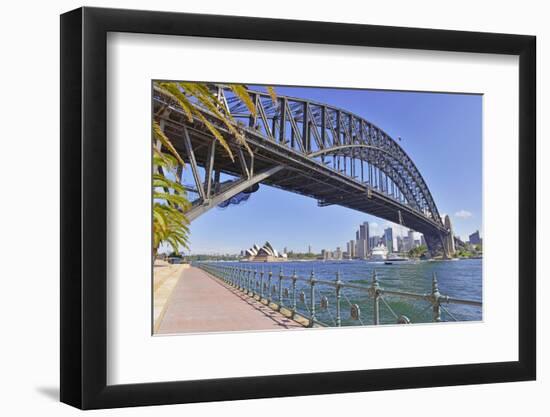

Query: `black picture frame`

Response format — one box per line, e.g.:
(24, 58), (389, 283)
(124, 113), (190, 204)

(60, 6), (536, 410)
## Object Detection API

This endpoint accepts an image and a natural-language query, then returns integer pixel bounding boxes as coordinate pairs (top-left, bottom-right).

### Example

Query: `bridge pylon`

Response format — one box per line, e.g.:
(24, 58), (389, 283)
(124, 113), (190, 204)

(442, 215), (456, 258)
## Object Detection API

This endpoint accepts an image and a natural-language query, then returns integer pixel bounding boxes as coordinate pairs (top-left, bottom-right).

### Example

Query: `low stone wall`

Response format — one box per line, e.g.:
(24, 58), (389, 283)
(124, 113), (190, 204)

(153, 261), (188, 332)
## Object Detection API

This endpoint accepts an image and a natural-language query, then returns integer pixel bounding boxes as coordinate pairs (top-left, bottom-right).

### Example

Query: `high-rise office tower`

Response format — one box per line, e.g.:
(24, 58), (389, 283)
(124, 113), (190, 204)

(384, 227), (394, 253)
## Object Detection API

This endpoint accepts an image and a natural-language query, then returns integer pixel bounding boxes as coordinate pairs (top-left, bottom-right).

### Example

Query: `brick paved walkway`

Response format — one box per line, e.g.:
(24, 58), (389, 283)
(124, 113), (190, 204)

(156, 266), (302, 334)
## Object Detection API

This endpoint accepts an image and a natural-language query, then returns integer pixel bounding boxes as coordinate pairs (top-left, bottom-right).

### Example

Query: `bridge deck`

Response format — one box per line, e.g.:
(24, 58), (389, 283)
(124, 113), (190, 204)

(156, 266), (303, 334)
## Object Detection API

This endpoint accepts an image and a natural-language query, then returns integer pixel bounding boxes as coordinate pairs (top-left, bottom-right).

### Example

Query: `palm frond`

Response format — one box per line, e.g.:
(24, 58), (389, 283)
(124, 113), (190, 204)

(229, 84), (257, 116)
(266, 86), (278, 105)
(153, 121), (185, 166)
(194, 112), (234, 160)
(156, 82), (194, 122)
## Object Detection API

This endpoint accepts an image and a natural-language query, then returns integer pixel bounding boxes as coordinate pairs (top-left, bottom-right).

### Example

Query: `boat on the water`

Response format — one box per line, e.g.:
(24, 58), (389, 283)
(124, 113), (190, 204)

(370, 244), (388, 261)
(386, 254), (409, 262)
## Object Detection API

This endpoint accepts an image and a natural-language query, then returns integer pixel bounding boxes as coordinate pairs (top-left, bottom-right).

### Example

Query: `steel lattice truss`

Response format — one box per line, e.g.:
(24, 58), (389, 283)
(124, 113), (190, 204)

(153, 84), (451, 254)
(224, 88), (442, 224)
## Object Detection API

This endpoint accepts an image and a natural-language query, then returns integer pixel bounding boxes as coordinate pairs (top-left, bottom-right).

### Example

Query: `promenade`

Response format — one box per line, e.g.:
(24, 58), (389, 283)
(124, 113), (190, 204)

(156, 266), (303, 334)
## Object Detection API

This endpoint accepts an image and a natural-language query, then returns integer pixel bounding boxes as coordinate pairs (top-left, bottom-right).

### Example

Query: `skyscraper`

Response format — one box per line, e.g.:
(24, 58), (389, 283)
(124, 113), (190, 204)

(396, 235), (404, 252)
(369, 235), (379, 250)
(384, 227), (394, 253)
(357, 222), (369, 258)
(469, 230), (481, 245)
(347, 240), (356, 258)
(356, 238), (364, 259)
(407, 229), (415, 251)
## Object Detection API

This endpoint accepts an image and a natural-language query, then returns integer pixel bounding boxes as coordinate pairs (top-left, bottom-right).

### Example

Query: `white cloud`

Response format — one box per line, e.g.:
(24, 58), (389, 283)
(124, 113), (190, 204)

(368, 222), (380, 233)
(455, 210), (473, 219)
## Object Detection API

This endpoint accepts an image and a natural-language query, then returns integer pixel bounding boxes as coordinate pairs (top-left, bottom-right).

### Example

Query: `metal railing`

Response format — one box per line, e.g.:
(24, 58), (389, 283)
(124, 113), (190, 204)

(198, 263), (482, 327)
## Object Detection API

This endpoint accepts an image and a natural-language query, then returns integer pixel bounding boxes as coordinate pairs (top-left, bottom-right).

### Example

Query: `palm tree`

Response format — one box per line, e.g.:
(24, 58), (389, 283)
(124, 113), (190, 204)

(152, 82), (276, 257)
(152, 146), (190, 258)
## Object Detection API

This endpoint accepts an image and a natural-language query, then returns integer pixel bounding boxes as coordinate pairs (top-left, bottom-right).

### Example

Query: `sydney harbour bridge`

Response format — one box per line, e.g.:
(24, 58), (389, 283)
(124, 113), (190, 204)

(153, 85), (455, 257)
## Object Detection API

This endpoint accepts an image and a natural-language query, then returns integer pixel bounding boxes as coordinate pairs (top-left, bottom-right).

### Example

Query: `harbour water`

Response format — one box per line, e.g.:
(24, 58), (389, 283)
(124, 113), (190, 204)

(227, 259), (482, 326)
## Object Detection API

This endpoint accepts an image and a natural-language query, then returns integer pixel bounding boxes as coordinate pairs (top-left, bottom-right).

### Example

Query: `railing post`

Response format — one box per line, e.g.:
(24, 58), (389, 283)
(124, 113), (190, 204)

(431, 272), (441, 322)
(291, 270), (297, 316)
(278, 267), (283, 307)
(247, 269), (251, 293)
(371, 270), (380, 325)
(268, 270), (273, 303)
(335, 271), (342, 327)
(253, 269), (257, 295)
(260, 269), (264, 299)
(309, 270), (316, 326)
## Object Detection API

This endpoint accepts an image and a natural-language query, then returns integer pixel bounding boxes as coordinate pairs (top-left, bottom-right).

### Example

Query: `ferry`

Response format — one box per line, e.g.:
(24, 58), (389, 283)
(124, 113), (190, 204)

(384, 254), (409, 264)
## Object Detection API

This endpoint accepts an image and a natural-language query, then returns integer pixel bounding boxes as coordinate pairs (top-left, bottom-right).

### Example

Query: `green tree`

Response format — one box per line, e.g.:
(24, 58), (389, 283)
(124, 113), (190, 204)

(152, 82), (277, 256)
(152, 147), (190, 257)
(408, 245), (428, 259)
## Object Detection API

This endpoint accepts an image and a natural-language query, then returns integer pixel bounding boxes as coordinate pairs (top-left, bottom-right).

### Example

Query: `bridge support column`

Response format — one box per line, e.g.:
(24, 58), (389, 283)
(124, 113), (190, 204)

(424, 233), (449, 259)
(442, 232), (456, 258)
(443, 215), (456, 257)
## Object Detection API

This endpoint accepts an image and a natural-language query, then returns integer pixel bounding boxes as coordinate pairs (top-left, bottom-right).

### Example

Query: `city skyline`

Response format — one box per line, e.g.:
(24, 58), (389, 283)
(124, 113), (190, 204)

(175, 216), (482, 256)
(178, 86), (482, 255)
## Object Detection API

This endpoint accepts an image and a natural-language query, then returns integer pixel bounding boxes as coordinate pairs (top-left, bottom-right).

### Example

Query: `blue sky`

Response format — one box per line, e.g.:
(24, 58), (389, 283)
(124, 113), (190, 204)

(180, 86), (482, 254)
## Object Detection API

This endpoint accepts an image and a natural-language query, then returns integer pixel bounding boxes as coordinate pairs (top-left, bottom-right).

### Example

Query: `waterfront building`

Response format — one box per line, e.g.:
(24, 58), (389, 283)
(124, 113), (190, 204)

(334, 247), (343, 260)
(244, 242), (287, 262)
(469, 230), (481, 245)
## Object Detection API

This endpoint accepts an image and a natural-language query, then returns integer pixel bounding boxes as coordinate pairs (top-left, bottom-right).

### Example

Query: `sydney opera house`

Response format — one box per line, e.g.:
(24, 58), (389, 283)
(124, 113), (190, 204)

(244, 242), (288, 262)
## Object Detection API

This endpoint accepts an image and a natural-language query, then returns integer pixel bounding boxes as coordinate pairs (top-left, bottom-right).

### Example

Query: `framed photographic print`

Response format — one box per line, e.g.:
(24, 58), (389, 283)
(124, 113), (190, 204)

(60, 6), (536, 409)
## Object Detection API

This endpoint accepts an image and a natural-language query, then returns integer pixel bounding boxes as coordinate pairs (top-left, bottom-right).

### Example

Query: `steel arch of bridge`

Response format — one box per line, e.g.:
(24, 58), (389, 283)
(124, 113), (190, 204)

(222, 87), (442, 224)
(153, 84), (451, 254)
